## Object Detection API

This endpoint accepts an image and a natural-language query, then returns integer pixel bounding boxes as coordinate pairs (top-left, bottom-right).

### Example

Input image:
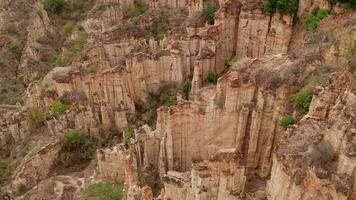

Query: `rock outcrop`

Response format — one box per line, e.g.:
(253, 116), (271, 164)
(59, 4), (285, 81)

(267, 72), (356, 200)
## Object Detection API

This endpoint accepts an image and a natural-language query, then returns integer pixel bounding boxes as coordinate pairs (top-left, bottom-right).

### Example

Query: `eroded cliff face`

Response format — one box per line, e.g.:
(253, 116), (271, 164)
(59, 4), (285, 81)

(267, 72), (356, 200)
(0, 0), (355, 199)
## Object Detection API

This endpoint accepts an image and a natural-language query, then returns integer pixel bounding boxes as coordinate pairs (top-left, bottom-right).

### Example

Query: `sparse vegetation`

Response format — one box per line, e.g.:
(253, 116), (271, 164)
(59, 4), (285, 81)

(207, 72), (219, 85)
(203, 2), (218, 25)
(0, 160), (8, 182)
(292, 91), (312, 113)
(50, 100), (69, 116)
(225, 56), (238, 68)
(0, 95), (24, 105)
(124, 3), (149, 19)
(306, 75), (329, 91)
(74, 35), (87, 51)
(67, 0), (84, 10)
(341, 38), (356, 58)
(263, 0), (299, 15)
(138, 165), (163, 197)
(164, 95), (177, 107)
(27, 107), (46, 133)
(44, 0), (64, 13)
(51, 129), (97, 174)
(279, 115), (295, 130)
(79, 11), (89, 20)
(155, 31), (165, 41)
(53, 52), (74, 66)
(61, 22), (75, 37)
(305, 9), (329, 33)
(84, 182), (123, 200)
(9, 40), (23, 56)
(123, 126), (135, 144)
(348, 62), (356, 72)
(327, 0), (356, 10)
(183, 78), (192, 98)
(85, 64), (99, 73)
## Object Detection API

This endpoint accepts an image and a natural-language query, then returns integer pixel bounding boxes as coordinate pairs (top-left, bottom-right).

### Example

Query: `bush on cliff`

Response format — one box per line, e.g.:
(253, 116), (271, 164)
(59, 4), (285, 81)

(203, 2), (218, 25)
(27, 107), (46, 133)
(51, 100), (69, 116)
(84, 182), (123, 200)
(263, 0), (299, 15)
(279, 115), (295, 130)
(50, 129), (97, 174)
(305, 9), (330, 33)
(123, 126), (135, 144)
(207, 72), (219, 85)
(292, 90), (312, 113)
(124, 3), (149, 19)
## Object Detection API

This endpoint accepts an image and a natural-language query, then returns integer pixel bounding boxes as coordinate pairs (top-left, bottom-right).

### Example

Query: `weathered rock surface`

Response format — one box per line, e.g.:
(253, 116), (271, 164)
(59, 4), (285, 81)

(267, 72), (356, 200)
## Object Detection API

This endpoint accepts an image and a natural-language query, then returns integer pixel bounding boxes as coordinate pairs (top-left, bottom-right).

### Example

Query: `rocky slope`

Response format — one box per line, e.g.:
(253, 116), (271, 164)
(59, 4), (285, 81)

(0, 0), (355, 200)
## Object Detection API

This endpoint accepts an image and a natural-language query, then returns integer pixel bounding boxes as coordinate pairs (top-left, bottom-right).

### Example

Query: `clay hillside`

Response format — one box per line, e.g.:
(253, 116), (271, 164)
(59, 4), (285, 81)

(0, 0), (355, 199)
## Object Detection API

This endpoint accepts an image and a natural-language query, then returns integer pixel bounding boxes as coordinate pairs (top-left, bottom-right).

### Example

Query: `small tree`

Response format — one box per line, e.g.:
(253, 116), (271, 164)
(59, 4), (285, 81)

(305, 9), (330, 33)
(279, 115), (295, 130)
(207, 72), (219, 85)
(292, 91), (312, 113)
(51, 100), (69, 116)
(263, 0), (299, 15)
(203, 2), (218, 25)
(225, 56), (238, 68)
(123, 126), (135, 144)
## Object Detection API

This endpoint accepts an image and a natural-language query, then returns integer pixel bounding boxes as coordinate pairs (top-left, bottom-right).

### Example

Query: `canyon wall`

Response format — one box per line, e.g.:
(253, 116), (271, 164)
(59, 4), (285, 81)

(267, 72), (356, 200)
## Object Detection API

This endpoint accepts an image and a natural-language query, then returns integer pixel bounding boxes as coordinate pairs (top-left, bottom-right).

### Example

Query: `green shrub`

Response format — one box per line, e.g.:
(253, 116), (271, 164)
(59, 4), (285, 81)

(51, 100), (69, 116)
(305, 9), (329, 33)
(292, 91), (312, 113)
(225, 56), (238, 68)
(263, 0), (276, 13)
(84, 182), (123, 200)
(61, 22), (75, 37)
(52, 129), (96, 170)
(183, 79), (192, 98)
(203, 2), (218, 25)
(123, 126), (135, 143)
(124, 3), (149, 19)
(155, 32), (165, 41)
(207, 72), (219, 84)
(164, 95), (177, 107)
(79, 11), (89, 21)
(44, 0), (64, 13)
(279, 115), (295, 130)
(263, 0), (299, 15)
(9, 40), (23, 56)
(27, 107), (45, 133)
(53, 52), (74, 66)
(74, 35), (87, 51)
